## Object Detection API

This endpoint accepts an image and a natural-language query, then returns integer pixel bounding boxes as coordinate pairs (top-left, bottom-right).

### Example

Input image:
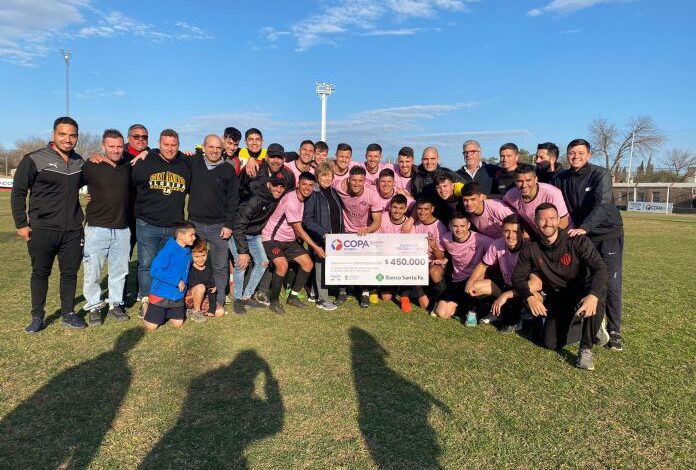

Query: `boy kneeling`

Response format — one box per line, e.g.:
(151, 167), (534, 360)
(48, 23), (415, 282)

(143, 222), (196, 331)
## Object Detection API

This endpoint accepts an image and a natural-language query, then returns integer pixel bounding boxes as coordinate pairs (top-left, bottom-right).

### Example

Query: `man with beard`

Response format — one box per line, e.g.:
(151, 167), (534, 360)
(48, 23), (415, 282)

(393, 146), (416, 194)
(535, 142), (562, 184)
(456, 139), (496, 195)
(238, 143), (295, 201)
(411, 146), (463, 202)
(361, 143), (387, 186)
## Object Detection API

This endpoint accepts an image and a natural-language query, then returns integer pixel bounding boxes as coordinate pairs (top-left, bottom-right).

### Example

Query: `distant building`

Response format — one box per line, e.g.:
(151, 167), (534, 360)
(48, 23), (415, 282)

(613, 182), (696, 213)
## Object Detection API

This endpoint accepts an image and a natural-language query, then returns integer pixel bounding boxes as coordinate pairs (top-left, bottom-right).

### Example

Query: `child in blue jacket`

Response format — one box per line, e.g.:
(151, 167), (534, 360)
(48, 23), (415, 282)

(143, 222), (196, 330)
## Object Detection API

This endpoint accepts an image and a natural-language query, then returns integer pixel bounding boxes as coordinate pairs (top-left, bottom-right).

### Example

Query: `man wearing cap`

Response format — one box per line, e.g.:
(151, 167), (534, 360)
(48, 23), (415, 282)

(238, 143), (295, 201)
(456, 139), (496, 196)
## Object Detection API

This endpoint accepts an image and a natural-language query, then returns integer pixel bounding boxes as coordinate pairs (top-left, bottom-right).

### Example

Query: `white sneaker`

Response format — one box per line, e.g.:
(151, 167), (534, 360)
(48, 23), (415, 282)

(478, 314), (501, 325)
(317, 300), (337, 311)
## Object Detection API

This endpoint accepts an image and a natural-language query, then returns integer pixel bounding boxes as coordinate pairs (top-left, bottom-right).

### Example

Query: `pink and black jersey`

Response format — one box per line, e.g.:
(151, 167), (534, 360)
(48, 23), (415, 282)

(362, 162), (387, 186)
(392, 164), (414, 194)
(334, 183), (383, 233)
(482, 237), (519, 287)
(288, 161), (314, 184)
(261, 190), (304, 242)
(503, 182), (569, 233)
(379, 215), (412, 234)
(468, 199), (514, 239)
(441, 231), (494, 282)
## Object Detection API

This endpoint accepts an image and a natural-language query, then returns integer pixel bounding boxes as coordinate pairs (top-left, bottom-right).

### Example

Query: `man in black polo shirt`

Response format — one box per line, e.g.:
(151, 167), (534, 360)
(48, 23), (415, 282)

(188, 134), (239, 317)
(512, 203), (608, 370)
(12, 116), (86, 332)
(81, 129), (131, 326)
(553, 138), (625, 351)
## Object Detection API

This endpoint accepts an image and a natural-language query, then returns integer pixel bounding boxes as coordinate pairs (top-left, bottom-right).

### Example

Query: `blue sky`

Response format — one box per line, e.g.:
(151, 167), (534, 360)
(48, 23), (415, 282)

(1, 0), (694, 169)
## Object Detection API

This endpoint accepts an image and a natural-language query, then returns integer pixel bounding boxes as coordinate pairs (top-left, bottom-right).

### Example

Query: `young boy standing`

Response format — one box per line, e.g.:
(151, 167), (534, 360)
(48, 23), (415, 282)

(143, 222), (196, 330)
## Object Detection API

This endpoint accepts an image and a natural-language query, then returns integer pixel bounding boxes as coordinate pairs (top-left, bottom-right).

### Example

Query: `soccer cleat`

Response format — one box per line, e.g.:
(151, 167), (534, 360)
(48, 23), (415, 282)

(24, 316), (46, 334)
(334, 293), (348, 306)
(61, 312), (87, 330)
(369, 290), (379, 304)
(107, 305), (130, 322)
(576, 348), (595, 370)
(608, 331), (623, 351)
(269, 301), (285, 315)
(465, 311), (478, 327)
(87, 309), (103, 327)
(359, 294), (370, 309)
(400, 296), (412, 313)
(595, 316), (610, 347)
(286, 295), (308, 308)
(479, 314), (501, 325)
(233, 299), (247, 315)
(316, 300), (338, 311)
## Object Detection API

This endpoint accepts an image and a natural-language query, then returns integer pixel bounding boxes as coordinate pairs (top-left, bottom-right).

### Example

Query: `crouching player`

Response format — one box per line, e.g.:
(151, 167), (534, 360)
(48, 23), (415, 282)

(433, 212), (494, 326)
(413, 199), (449, 310)
(143, 222), (196, 330)
(185, 239), (220, 321)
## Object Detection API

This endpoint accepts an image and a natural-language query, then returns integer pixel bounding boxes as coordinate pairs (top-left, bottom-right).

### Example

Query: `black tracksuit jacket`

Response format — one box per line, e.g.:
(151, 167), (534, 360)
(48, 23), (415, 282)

(231, 186), (280, 254)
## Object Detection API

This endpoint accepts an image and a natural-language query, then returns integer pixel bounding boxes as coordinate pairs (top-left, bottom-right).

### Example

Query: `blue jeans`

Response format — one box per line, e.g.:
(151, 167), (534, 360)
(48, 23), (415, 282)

(82, 225), (130, 310)
(228, 234), (268, 300)
(192, 221), (229, 306)
(136, 219), (174, 299)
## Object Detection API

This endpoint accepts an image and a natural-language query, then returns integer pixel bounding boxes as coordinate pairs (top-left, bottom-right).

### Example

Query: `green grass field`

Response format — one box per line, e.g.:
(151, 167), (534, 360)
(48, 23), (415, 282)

(1, 192), (694, 469)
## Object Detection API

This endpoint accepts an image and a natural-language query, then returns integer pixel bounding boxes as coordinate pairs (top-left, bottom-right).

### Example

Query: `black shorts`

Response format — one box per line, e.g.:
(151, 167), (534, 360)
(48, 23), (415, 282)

(144, 303), (186, 325)
(263, 240), (308, 261)
(439, 279), (475, 309)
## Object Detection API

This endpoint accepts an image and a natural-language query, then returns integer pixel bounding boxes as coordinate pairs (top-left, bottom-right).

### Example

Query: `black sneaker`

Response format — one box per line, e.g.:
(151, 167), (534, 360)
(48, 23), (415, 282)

(87, 310), (103, 327)
(233, 299), (247, 315)
(243, 298), (264, 309)
(608, 331), (623, 351)
(61, 312), (87, 329)
(286, 295), (308, 308)
(107, 305), (130, 322)
(359, 294), (370, 309)
(269, 301), (285, 315)
(254, 291), (271, 307)
(334, 293), (348, 306)
(24, 316), (45, 334)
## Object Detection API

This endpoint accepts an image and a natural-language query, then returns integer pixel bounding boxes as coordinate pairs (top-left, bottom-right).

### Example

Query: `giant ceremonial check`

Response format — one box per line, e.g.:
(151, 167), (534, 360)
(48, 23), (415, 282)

(325, 234), (429, 286)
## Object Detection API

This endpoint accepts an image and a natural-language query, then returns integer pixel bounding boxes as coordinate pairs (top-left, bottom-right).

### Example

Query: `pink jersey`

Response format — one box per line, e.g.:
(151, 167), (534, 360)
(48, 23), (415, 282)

(261, 190), (304, 242)
(334, 183), (383, 233)
(441, 231), (494, 282)
(379, 215), (412, 234)
(504, 182), (569, 233)
(414, 219), (447, 258)
(392, 164), (414, 194)
(362, 162), (386, 186)
(482, 237), (519, 287)
(468, 199), (514, 238)
(288, 160), (314, 183)
(331, 160), (358, 186)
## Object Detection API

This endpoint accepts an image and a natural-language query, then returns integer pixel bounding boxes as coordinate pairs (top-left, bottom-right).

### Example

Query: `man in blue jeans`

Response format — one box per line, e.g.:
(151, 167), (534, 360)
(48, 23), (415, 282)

(131, 129), (191, 317)
(82, 129), (132, 325)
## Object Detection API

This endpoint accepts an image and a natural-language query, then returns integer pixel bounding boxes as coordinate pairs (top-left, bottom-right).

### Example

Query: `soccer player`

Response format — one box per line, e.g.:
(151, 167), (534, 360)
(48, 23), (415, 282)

(434, 173), (464, 226)
(331, 143), (356, 185)
(512, 203), (609, 370)
(376, 168), (414, 214)
(362, 143), (386, 186)
(313, 140), (330, 167)
(262, 172), (325, 314)
(461, 182), (514, 239)
(413, 199), (449, 310)
(378, 194), (414, 312)
(504, 164), (569, 236)
(393, 146), (416, 194)
(553, 138), (625, 351)
(433, 212), (494, 326)
(288, 140), (315, 183)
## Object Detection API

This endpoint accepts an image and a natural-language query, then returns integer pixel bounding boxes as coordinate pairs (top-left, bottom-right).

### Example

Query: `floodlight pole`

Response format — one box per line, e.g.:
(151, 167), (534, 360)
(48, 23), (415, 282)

(60, 50), (72, 116)
(626, 128), (635, 200)
(315, 82), (335, 142)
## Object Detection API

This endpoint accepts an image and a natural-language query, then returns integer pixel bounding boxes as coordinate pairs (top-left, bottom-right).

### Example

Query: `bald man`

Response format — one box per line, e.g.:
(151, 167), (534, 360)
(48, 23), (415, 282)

(411, 146), (464, 203)
(188, 134), (240, 316)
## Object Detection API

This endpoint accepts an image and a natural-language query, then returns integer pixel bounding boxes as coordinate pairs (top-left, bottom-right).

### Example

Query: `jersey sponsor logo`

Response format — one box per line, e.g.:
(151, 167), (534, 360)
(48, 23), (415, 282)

(560, 252), (572, 267)
(148, 171), (186, 195)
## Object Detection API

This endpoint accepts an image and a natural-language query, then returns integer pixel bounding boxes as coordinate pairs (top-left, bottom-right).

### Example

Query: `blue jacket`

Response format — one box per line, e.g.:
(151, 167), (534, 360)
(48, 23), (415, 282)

(150, 237), (192, 301)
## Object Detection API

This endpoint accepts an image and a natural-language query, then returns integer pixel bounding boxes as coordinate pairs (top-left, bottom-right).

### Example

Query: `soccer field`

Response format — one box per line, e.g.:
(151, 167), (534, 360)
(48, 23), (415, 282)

(0, 193), (694, 469)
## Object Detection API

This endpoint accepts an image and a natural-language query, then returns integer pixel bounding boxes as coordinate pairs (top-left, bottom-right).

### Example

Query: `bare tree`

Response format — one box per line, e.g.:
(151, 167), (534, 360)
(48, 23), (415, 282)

(662, 148), (696, 182)
(589, 116), (665, 176)
(73, 132), (102, 160)
(7, 136), (48, 170)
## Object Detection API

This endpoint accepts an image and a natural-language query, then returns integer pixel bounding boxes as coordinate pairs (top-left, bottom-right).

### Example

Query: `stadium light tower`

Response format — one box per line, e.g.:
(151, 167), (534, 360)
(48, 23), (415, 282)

(60, 49), (72, 116)
(315, 82), (335, 142)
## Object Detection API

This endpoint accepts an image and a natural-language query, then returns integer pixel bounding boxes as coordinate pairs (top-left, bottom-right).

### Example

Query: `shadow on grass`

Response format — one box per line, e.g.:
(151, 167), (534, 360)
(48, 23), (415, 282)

(350, 327), (451, 470)
(0, 327), (144, 469)
(138, 350), (283, 470)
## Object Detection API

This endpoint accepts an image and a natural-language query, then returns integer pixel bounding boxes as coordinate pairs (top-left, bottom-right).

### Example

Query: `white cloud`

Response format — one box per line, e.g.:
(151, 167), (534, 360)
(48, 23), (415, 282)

(75, 88), (126, 100)
(559, 28), (582, 35)
(268, 0), (474, 51)
(527, 0), (634, 17)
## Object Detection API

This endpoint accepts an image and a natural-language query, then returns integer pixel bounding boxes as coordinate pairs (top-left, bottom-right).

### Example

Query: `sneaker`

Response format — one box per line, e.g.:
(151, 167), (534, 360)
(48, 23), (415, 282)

(334, 293), (348, 306)
(188, 310), (207, 323)
(576, 348), (595, 370)
(595, 316), (610, 347)
(61, 312), (87, 329)
(269, 301), (285, 315)
(400, 296), (412, 313)
(285, 288), (307, 301)
(359, 293), (370, 309)
(233, 299), (247, 315)
(255, 291), (271, 307)
(369, 290), (379, 304)
(307, 289), (317, 303)
(24, 316), (46, 334)
(608, 331), (623, 351)
(464, 311), (477, 327)
(286, 295), (308, 308)
(499, 320), (523, 335)
(479, 314), (501, 325)
(87, 309), (103, 327)
(316, 300), (338, 311)
(107, 305), (130, 322)
(243, 298), (264, 309)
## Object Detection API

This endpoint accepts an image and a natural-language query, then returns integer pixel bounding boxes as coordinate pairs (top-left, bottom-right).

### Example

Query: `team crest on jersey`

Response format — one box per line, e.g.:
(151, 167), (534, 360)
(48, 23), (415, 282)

(560, 253), (572, 267)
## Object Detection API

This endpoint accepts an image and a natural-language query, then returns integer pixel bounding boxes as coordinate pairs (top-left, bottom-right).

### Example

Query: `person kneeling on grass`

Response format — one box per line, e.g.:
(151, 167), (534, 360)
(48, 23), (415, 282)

(143, 222), (196, 331)
(184, 239), (221, 321)
(378, 193), (414, 312)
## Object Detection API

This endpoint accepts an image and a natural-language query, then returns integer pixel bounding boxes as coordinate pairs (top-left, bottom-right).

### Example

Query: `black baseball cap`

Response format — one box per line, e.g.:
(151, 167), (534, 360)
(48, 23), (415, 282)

(267, 143), (285, 158)
(269, 172), (287, 186)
